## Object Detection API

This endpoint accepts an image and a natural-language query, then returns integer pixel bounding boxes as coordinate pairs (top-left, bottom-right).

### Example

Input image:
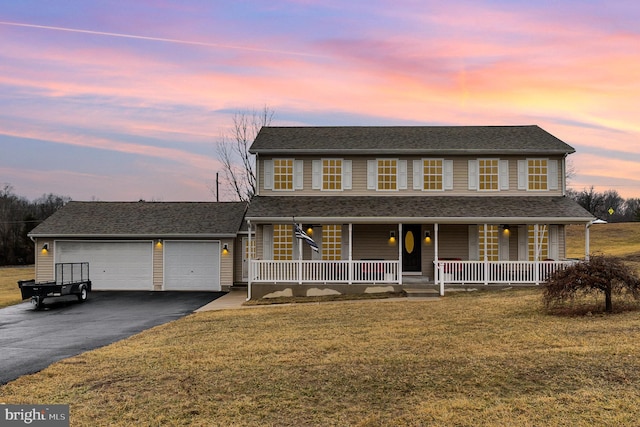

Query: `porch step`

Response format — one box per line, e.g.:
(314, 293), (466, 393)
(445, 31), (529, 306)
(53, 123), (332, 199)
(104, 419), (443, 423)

(403, 288), (440, 298)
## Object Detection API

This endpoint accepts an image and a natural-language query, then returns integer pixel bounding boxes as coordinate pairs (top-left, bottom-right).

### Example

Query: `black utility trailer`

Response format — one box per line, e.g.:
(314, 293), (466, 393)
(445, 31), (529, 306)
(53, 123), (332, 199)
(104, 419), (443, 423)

(18, 262), (92, 310)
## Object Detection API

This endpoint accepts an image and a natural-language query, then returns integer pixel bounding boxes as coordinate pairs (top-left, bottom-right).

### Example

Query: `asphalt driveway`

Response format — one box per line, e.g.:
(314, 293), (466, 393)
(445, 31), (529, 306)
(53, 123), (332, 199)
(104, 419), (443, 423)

(0, 291), (224, 385)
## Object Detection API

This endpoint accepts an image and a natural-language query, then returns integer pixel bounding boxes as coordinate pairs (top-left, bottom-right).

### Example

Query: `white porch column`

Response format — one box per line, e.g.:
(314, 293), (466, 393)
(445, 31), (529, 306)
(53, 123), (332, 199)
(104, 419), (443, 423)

(483, 223), (489, 286)
(434, 223), (442, 296)
(585, 223), (591, 261)
(534, 224), (540, 285)
(247, 220), (252, 301)
(348, 223), (353, 284)
(398, 223), (403, 284)
(297, 222), (303, 285)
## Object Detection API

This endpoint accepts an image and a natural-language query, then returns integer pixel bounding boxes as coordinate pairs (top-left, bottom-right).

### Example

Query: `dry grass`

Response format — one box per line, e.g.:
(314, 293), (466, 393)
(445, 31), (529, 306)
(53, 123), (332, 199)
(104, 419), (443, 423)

(3, 289), (640, 426)
(0, 266), (33, 308)
(566, 222), (640, 273)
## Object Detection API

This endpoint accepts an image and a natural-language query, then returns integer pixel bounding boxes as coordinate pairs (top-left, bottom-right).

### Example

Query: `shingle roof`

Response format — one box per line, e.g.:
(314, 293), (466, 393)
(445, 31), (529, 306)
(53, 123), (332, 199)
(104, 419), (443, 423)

(29, 201), (247, 237)
(249, 125), (575, 155)
(245, 196), (593, 223)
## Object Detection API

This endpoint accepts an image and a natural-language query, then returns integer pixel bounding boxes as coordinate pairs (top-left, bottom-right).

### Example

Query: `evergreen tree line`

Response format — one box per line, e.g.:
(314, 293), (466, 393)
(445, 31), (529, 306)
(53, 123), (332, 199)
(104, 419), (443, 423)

(567, 187), (640, 223)
(0, 184), (70, 266)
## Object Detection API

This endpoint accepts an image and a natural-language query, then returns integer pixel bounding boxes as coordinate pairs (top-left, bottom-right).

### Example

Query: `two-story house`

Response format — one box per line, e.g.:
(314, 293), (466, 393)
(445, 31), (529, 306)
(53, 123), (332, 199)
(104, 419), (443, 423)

(245, 125), (594, 298)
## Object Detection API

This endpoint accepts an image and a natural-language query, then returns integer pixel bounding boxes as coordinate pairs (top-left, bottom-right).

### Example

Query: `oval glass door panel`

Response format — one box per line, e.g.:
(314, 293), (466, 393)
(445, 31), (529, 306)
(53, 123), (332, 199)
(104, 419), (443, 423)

(405, 231), (415, 254)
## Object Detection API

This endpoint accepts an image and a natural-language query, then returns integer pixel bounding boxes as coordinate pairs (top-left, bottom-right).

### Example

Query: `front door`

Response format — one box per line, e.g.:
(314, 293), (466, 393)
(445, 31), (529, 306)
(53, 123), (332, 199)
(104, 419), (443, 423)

(402, 225), (422, 273)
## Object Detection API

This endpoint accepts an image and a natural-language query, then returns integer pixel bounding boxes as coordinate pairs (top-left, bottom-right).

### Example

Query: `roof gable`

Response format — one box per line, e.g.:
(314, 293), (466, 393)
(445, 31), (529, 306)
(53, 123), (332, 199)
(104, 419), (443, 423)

(249, 125), (575, 155)
(30, 201), (247, 237)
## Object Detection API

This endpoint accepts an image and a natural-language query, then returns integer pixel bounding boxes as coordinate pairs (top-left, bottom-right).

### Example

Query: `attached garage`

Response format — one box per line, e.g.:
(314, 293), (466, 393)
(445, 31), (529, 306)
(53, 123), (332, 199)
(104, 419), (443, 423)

(164, 241), (221, 291)
(30, 201), (247, 292)
(56, 241), (153, 291)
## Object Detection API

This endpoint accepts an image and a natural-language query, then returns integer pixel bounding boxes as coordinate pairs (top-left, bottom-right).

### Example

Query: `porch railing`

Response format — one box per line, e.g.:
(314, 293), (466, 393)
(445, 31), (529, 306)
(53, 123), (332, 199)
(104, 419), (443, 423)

(435, 260), (577, 287)
(250, 260), (400, 284)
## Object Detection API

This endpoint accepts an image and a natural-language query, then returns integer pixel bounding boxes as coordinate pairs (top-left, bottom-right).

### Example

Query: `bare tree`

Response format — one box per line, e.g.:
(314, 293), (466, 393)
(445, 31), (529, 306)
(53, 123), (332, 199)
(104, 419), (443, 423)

(214, 106), (274, 202)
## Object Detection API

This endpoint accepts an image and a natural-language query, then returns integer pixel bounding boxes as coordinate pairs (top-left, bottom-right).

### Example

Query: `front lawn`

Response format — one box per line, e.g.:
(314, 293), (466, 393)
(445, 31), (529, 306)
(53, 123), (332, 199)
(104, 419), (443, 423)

(0, 266), (33, 308)
(2, 289), (640, 426)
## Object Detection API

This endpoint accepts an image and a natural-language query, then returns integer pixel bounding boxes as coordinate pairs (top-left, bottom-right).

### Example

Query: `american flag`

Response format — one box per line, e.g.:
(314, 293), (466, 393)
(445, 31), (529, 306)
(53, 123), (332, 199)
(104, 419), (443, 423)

(294, 223), (319, 252)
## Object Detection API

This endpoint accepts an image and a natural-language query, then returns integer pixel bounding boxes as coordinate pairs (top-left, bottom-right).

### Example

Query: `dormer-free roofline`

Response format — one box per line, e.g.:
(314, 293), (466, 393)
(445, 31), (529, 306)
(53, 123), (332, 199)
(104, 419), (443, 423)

(249, 125), (576, 156)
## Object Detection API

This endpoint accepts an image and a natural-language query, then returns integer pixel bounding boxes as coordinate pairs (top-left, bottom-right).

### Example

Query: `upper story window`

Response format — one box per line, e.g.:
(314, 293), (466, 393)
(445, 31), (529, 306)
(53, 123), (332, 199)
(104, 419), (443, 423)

(468, 159), (509, 191)
(518, 159), (558, 191)
(273, 159), (293, 190)
(264, 159), (304, 191)
(312, 159), (352, 191)
(367, 159), (407, 191)
(479, 159), (499, 191)
(414, 159), (453, 191)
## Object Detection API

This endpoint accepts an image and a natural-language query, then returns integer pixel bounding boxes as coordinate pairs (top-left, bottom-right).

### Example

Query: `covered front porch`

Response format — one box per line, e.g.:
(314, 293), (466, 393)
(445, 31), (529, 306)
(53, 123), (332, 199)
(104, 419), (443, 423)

(244, 195), (595, 299)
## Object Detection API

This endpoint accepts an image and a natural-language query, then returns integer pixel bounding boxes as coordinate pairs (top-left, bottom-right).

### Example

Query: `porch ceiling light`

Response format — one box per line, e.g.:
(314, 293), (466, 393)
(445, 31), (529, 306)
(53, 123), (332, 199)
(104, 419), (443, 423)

(306, 226), (313, 236)
(502, 225), (510, 237)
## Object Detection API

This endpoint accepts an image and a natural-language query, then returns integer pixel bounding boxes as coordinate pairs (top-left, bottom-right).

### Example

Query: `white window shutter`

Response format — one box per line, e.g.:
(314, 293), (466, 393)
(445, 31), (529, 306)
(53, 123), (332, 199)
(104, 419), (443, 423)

(413, 160), (423, 190)
(468, 225), (479, 260)
(341, 224), (349, 260)
(263, 225), (273, 259)
(548, 160), (558, 190)
(294, 160), (304, 190)
(517, 160), (526, 190)
(468, 160), (478, 190)
(444, 160), (454, 190)
(367, 160), (376, 190)
(264, 160), (273, 190)
(343, 160), (352, 190)
(398, 160), (407, 190)
(312, 160), (321, 190)
(499, 160), (509, 190)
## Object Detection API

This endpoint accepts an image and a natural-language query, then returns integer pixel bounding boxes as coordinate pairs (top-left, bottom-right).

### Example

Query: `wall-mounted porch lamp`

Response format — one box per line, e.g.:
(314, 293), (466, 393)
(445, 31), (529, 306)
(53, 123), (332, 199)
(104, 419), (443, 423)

(502, 225), (511, 237)
(222, 243), (229, 255)
(424, 231), (432, 245)
(389, 230), (396, 245)
(306, 225), (314, 236)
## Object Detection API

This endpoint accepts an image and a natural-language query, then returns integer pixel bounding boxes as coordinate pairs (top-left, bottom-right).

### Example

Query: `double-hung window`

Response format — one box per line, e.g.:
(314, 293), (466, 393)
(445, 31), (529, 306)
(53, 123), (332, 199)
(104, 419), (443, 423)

(272, 224), (293, 260)
(264, 159), (304, 191)
(413, 159), (453, 191)
(479, 225), (499, 261)
(518, 159), (558, 191)
(367, 159), (407, 191)
(322, 225), (342, 260)
(312, 159), (352, 191)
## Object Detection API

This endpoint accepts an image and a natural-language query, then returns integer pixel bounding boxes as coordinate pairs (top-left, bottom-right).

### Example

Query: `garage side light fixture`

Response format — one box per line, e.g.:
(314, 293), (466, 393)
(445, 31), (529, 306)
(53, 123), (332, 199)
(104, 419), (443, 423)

(156, 239), (163, 247)
(41, 243), (49, 253)
(222, 243), (229, 255)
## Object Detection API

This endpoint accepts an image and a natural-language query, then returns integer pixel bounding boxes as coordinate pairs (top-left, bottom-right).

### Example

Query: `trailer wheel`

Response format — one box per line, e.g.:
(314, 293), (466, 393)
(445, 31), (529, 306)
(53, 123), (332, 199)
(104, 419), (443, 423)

(31, 296), (44, 310)
(77, 285), (88, 302)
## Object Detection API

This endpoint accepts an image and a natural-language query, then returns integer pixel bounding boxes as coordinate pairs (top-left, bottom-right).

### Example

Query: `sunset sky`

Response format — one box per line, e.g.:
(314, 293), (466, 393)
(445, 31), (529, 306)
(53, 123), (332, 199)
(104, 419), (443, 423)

(1, 0), (639, 201)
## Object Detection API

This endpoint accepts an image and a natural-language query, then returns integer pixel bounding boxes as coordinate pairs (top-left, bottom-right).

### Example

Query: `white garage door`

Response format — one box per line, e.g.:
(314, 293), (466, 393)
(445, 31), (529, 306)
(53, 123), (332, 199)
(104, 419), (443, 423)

(164, 241), (220, 291)
(56, 241), (153, 291)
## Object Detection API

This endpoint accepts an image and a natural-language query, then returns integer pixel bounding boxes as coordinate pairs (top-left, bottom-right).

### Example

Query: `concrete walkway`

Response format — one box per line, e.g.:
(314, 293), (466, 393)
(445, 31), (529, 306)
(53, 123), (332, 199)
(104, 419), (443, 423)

(195, 288), (438, 312)
(195, 289), (248, 312)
